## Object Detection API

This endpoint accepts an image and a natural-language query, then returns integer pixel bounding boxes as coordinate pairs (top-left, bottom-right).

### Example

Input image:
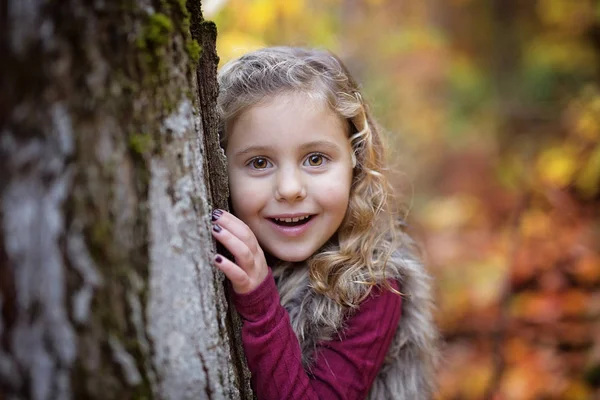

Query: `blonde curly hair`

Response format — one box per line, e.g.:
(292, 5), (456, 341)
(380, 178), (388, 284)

(217, 46), (404, 307)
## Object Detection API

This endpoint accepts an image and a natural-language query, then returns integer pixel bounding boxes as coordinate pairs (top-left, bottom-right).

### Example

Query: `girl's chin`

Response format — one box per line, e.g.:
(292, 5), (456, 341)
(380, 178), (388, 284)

(263, 239), (336, 266)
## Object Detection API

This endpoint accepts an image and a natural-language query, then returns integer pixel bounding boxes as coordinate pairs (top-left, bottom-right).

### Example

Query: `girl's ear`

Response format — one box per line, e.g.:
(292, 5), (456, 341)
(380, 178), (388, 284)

(351, 151), (357, 168)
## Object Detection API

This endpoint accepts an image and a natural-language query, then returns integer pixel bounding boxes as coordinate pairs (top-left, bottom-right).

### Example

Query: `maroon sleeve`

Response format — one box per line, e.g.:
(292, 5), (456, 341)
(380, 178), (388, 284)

(231, 269), (402, 400)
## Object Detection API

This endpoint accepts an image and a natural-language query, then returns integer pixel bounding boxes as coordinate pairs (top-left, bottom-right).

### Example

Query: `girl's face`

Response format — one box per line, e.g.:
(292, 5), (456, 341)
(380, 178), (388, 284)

(225, 92), (354, 262)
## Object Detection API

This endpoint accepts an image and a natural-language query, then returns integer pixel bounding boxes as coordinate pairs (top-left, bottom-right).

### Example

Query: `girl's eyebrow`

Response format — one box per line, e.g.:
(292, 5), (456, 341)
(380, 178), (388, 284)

(234, 145), (273, 157)
(234, 141), (340, 157)
(300, 140), (341, 152)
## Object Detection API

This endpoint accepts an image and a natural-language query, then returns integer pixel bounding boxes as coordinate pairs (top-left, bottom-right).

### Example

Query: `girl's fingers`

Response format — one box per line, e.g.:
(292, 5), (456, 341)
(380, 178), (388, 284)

(211, 210), (269, 294)
(211, 210), (258, 252)
(213, 254), (250, 290)
(212, 222), (255, 269)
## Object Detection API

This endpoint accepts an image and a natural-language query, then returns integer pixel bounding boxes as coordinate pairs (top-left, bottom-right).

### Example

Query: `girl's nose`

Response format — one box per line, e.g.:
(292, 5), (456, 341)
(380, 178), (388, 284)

(275, 167), (306, 202)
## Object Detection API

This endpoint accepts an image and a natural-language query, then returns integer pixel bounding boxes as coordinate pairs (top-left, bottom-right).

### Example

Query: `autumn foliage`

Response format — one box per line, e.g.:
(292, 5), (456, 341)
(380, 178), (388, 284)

(212, 0), (600, 398)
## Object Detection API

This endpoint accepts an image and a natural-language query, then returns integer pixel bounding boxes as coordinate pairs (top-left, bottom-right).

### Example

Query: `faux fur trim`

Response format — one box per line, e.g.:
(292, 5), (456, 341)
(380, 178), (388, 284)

(272, 233), (439, 399)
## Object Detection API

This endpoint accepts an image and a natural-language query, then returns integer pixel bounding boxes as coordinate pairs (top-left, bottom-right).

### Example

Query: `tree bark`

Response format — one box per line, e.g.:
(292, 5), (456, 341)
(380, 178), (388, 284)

(0, 1), (252, 399)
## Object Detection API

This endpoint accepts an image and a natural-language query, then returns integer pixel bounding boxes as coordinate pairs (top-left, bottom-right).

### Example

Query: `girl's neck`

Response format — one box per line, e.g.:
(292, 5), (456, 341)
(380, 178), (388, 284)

(264, 253), (280, 268)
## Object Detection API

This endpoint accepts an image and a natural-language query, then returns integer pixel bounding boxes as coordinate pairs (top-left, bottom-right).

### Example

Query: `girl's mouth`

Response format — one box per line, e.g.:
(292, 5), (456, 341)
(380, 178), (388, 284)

(270, 215), (313, 227)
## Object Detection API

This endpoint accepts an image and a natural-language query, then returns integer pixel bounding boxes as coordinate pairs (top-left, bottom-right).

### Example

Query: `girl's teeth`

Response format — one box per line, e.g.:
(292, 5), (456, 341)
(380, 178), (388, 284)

(276, 216), (308, 222)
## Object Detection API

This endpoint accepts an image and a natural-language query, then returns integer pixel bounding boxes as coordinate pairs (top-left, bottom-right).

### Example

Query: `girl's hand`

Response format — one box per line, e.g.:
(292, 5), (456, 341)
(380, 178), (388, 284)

(210, 209), (269, 294)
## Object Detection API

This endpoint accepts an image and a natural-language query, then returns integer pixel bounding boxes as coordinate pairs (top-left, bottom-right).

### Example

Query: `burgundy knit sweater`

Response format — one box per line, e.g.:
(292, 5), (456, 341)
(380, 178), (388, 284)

(231, 269), (402, 399)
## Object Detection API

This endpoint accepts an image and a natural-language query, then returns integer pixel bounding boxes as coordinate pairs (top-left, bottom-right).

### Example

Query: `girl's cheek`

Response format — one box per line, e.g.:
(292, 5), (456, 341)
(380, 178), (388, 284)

(232, 176), (267, 194)
(230, 181), (269, 214)
(314, 171), (352, 192)
(228, 172), (248, 192)
(320, 183), (351, 203)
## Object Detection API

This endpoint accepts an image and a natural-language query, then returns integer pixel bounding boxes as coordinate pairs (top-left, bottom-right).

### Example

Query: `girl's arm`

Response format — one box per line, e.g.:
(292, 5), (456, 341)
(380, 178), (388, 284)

(231, 269), (401, 400)
(211, 210), (402, 399)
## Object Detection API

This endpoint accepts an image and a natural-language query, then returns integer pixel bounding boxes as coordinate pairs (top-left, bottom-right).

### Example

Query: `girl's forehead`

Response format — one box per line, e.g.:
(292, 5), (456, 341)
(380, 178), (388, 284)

(226, 92), (350, 152)
(241, 92), (344, 130)
(252, 90), (329, 114)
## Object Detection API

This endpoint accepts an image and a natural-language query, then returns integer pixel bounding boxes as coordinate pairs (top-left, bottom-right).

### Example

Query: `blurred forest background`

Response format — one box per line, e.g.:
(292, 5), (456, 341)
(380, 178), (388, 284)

(208, 0), (600, 399)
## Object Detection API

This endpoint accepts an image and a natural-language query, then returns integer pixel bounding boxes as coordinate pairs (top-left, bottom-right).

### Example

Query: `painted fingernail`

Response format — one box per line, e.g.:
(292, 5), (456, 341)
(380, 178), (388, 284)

(212, 224), (222, 233)
(211, 211), (223, 222)
(215, 255), (223, 263)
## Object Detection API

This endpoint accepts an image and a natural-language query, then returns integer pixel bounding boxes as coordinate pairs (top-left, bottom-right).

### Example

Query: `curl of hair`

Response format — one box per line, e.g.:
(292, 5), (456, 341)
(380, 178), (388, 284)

(218, 46), (403, 308)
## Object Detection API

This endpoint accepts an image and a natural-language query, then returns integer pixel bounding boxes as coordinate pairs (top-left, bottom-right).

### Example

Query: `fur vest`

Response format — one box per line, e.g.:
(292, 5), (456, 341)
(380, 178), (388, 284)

(272, 234), (439, 399)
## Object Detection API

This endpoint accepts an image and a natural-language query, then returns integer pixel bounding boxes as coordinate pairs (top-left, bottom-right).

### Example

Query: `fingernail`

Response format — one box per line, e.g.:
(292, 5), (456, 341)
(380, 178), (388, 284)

(212, 224), (222, 233)
(212, 209), (223, 221)
(215, 255), (223, 263)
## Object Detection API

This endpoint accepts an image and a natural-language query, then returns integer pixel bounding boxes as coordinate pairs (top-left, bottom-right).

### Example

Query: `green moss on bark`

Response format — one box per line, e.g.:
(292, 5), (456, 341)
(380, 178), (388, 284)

(128, 133), (155, 155)
(138, 13), (173, 48)
(186, 39), (203, 64)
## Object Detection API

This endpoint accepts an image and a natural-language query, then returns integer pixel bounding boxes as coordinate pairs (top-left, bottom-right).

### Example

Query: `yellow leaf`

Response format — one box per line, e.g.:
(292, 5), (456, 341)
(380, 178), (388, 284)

(573, 89), (600, 141)
(246, 0), (277, 34)
(561, 381), (593, 400)
(217, 31), (266, 65)
(277, 0), (302, 18)
(536, 146), (578, 187)
(468, 256), (508, 308)
(575, 110), (600, 141)
(524, 37), (596, 75)
(497, 154), (527, 190)
(537, 0), (595, 30)
(575, 144), (600, 197)
(537, 0), (570, 26)
(420, 195), (481, 231)
(519, 209), (551, 239)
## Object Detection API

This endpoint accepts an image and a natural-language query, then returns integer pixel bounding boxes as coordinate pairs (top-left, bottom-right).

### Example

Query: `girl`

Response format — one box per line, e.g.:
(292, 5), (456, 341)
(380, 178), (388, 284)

(212, 46), (438, 399)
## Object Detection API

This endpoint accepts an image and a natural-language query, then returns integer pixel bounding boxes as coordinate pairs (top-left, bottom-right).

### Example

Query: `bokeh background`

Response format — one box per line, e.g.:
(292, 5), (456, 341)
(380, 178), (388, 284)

(207, 0), (600, 398)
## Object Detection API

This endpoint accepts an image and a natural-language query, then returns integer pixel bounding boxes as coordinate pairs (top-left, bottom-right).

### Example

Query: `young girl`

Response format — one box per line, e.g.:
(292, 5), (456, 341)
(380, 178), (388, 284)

(212, 46), (438, 399)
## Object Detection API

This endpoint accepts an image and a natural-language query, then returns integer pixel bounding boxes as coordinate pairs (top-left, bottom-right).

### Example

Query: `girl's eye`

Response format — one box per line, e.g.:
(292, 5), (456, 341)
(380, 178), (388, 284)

(304, 153), (326, 167)
(249, 157), (271, 169)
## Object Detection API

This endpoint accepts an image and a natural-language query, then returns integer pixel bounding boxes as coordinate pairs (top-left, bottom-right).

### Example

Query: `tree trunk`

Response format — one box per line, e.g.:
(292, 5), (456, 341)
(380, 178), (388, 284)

(0, 1), (252, 399)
